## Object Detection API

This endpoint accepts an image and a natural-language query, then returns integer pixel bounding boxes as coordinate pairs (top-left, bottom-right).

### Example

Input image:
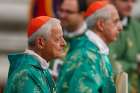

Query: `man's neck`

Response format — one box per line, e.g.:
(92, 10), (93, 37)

(25, 49), (49, 69)
(67, 23), (83, 32)
(28, 47), (50, 61)
(94, 30), (109, 45)
(85, 30), (109, 55)
(64, 22), (87, 38)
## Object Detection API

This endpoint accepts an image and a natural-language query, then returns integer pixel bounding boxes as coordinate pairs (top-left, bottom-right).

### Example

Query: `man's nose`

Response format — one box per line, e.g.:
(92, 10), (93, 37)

(62, 38), (67, 47)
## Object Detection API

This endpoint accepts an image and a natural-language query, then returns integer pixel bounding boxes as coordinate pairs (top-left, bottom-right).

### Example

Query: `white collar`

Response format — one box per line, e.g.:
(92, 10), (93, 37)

(121, 17), (128, 27)
(86, 30), (109, 55)
(24, 49), (49, 69)
(64, 22), (87, 38)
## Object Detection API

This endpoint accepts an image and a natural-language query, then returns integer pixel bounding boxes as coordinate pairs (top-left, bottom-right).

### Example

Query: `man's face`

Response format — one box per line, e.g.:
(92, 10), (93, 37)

(103, 5), (122, 43)
(113, 0), (135, 17)
(43, 24), (66, 60)
(58, 0), (82, 31)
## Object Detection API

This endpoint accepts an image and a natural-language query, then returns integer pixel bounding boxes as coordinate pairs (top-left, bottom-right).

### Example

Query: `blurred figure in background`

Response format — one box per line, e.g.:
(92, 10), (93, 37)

(4, 16), (66, 93)
(57, 1), (122, 93)
(56, 0), (89, 92)
(109, 0), (140, 93)
(51, 0), (88, 79)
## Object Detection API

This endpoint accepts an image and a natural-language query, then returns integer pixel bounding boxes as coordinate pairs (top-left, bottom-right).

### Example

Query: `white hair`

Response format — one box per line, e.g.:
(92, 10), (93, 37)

(28, 18), (61, 46)
(86, 5), (112, 30)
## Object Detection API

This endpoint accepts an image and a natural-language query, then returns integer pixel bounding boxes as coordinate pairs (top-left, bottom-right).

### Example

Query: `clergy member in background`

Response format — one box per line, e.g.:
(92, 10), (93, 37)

(57, 1), (122, 93)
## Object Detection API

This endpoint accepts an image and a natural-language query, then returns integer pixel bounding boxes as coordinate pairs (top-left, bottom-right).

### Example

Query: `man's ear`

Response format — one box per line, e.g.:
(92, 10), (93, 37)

(35, 36), (46, 49)
(96, 18), (105, 32)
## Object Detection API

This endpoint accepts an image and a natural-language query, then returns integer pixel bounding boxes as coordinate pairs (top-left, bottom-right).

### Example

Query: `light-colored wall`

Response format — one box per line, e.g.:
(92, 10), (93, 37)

(132, 0), (140, 19)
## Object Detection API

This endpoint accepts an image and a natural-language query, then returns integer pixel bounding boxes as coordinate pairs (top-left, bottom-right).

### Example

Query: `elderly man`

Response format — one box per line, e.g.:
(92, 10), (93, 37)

(4, 16), (66, 93)
(109, 0), (140, 92)
(57, 1), (122, 93)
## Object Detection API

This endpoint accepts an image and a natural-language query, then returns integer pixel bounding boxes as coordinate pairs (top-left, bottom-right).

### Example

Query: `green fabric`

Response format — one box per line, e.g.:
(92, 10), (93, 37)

(56, 33), (116, 93)
(4, 53), (56, 93)
(109, 18), (140, 92)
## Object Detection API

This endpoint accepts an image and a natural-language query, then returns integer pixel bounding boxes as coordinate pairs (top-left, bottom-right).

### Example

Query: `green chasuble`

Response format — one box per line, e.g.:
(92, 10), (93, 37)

(4, 53), (56, 93)
(109, 17), (140, 92)
(56, 30), (116, 93)
(109, 17), (140, 72)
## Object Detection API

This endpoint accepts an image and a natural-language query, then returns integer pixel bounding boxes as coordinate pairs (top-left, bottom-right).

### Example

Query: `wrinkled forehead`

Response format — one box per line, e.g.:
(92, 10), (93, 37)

(111, 6), (119, 18)
(107, 4), (119, 16)
(51, 24), (63, 36)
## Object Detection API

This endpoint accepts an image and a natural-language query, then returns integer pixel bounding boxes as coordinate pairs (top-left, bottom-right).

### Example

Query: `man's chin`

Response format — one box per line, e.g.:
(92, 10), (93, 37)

(108, 38), (117, 43)
(111, 38), (116, 42)
(123, 12), (131, 17)
(61, 22), (67, 27)
(55, 52), (66, 59)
